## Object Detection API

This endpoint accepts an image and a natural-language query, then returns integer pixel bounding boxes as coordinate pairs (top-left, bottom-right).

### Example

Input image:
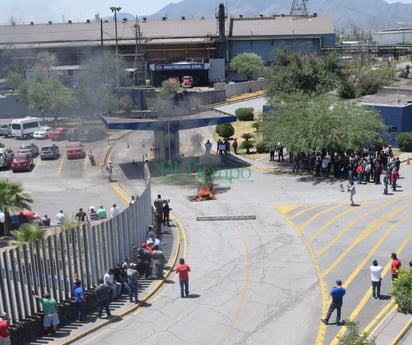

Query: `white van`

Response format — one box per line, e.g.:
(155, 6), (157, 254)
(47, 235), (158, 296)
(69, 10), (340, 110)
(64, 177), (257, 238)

(11, 117), (42, 138)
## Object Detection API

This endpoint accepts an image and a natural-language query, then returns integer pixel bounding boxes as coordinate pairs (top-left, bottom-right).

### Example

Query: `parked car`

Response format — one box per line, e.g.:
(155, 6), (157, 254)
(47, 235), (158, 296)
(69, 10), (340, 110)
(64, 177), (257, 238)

(33, 126), (53, 139)
(48, 127), (68, 141)
(67, 128), (80, 141)
(66, 141), (84, 159)
(0, 124), (11, 137)
(17, 143), (39, 158)
(0, 147), (13, 169)
(11, 153), (33, 172)
(79, 128), (106, 142)
(40, 144), (60, 160)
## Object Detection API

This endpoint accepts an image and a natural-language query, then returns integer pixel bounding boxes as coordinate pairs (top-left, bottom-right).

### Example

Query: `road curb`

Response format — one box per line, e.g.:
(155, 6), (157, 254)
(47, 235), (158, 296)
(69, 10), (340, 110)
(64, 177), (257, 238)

(60, 213), (182, 345)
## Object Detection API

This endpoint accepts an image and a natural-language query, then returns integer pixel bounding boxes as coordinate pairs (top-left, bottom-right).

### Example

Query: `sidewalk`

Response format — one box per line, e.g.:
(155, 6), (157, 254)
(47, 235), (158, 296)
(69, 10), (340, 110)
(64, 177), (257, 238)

(27, 220), (180, 345)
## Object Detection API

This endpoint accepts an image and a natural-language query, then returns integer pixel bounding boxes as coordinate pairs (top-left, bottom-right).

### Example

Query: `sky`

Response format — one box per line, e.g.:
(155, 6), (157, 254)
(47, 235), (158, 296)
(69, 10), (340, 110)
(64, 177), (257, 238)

(0, 0), (181, 25)
(1, 0), (412, 26)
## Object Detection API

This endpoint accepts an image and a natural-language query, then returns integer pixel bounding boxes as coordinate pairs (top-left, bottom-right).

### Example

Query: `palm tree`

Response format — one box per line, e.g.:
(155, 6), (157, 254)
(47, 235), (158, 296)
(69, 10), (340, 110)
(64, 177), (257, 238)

(0, 179), (33, 237)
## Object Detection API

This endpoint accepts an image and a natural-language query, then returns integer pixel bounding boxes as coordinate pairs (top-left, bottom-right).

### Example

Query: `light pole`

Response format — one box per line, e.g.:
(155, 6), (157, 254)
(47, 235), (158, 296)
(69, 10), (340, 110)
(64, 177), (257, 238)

(110, 6), (121, 88)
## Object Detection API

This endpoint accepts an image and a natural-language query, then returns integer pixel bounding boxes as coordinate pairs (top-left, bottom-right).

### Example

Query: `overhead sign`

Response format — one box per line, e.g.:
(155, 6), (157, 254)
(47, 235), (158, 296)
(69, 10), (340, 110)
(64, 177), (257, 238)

(150, 63), (209, 71)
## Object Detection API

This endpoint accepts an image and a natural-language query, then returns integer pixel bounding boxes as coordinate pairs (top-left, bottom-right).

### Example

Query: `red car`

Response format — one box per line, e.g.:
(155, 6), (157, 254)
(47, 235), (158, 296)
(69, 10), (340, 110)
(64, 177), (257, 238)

(48, 127), (68, 141)
(66, 142), (85, 159)
(11, 153), (33, 172)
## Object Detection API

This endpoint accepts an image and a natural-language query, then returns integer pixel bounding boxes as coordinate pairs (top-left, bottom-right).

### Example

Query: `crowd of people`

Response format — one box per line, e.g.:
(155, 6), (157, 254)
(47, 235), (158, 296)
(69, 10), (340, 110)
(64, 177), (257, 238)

(287, 146), (402, 189)
(0, 193), (184, 340)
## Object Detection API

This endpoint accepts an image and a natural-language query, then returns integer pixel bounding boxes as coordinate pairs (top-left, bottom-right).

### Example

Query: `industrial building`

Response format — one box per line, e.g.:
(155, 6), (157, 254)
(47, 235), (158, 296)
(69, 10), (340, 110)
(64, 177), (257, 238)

(0, 3), (335, 86)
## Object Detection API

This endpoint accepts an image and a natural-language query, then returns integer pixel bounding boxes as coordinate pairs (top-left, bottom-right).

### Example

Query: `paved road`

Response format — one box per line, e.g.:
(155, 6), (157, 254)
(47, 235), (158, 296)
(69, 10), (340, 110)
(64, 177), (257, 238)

(3, 113), (411, 345)
(68, 124), (412, 345)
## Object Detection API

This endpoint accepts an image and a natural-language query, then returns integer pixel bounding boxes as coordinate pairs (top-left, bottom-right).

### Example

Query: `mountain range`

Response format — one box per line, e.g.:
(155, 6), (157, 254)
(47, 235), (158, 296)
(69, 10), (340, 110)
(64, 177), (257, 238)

(133, 0), (412, 32)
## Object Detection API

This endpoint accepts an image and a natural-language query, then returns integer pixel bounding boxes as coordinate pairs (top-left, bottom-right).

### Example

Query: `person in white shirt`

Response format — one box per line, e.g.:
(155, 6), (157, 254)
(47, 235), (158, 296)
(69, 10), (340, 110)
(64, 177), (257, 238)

(370, 259), (383, 299)
(110, 204), (119, 218)
(56, 210), (64, 225)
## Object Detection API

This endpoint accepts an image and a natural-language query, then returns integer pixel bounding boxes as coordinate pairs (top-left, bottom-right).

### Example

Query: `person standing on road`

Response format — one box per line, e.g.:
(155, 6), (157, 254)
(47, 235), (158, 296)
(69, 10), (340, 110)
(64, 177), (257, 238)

(347, 181), (356, 206)
(0, 312), (10, 345)
(176, 258), (191, 298)
(74, 280), (87, 321)
(106, 161), (113, 182)
(32, 291), (59, 335)
(321, 280), (346, 325)
(95, 279), (112, 319)
(163, 200), (171, 227)
(152, 245), (165, 279)
(205, 140), (212, 154)
(127, 263), (140, 304)
(55, 210), (64, 225)
(390, 253), (402, 281)
(370, 260), (383, 299)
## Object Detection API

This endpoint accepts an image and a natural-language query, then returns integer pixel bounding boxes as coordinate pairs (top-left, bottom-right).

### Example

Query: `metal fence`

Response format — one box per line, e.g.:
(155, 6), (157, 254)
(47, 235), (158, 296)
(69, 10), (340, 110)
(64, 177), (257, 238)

(0, 164), (152, 324)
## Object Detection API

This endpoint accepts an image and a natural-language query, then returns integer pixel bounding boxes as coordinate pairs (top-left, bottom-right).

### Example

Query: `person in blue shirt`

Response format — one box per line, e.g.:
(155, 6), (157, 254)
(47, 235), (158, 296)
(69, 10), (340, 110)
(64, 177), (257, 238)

(74, 280), (87, 321)
(321, 280), (346, 325)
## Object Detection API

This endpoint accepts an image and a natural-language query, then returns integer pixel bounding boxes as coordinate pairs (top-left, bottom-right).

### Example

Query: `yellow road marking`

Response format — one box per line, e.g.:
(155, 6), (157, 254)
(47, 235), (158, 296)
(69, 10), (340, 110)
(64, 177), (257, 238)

(316, 198), (400, 257)
(321, 203), (412, 277)
(57, 152), (65, 176)
(215, 220), (251, 345)
(297, 203), (343, 231)
(110, 183), (131, 205)
(365, 301), (396, 335)
(290, 204), (321, 220)
(329, 229), (412, 345)
(276, 206), (329, 345)
(276, 204), (301, 214)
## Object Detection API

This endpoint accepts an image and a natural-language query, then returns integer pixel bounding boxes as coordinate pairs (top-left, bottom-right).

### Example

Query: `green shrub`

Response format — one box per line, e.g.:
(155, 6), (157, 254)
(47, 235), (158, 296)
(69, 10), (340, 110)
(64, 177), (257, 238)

(235, 107), (254, 121)
(241, 133), (254, 153)
(255, 142), (268, 153)
(390, 267), (412, 313)
(337, 320), (376, 345)
(11, 223), (45, 243)
(396, 132), (412, 152)
(216, 123), (234, 138)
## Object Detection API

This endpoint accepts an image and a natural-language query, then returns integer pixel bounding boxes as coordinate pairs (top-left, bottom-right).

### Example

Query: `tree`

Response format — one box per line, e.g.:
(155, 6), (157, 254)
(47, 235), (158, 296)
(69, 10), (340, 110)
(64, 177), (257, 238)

(337, 320), (376, 345)
(267, 46), (343, 99)
(261, 93), (386, 155)
(6, 71), (25, 90)
(216, 123), (234, 138)
(338, 59), (395, 99)
(18, 71), (71, 121)
(240, 133), (255, 154)
(397, 132), (412, 152)
(230, 53), (266, 80)
(0, 179), (33, 237)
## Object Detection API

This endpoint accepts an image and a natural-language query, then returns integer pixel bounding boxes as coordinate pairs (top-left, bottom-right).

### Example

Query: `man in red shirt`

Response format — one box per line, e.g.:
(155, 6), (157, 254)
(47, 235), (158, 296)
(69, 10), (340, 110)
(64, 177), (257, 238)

(0, 312), (11, 345)
(391, 253), (401, 281)
(176, 258), (191, 298)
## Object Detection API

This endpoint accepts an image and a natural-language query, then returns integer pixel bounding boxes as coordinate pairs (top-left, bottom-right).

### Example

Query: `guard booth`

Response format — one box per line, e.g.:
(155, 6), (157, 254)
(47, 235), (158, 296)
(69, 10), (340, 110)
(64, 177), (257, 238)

(99, 109), (236, 161)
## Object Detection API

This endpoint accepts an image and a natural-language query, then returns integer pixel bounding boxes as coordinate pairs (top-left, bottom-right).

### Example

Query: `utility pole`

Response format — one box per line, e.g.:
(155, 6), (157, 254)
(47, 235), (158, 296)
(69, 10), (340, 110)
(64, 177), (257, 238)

(290, 0), (309, 17)
(133, 17), (145, 86)
(110, 6), (121, 88)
